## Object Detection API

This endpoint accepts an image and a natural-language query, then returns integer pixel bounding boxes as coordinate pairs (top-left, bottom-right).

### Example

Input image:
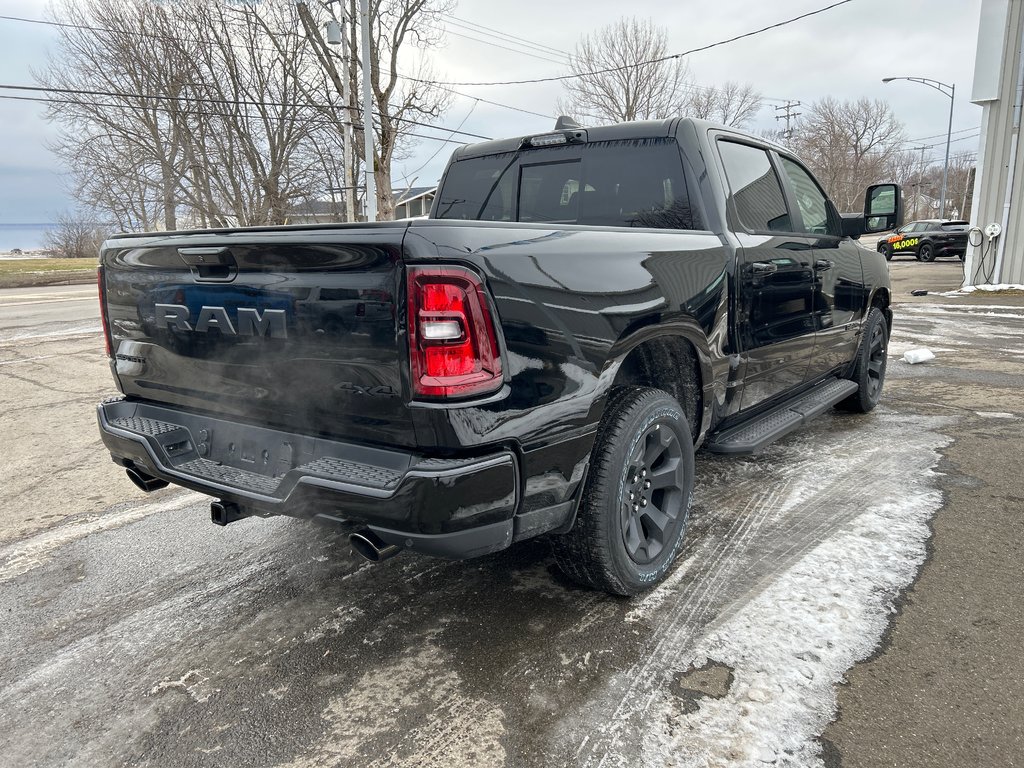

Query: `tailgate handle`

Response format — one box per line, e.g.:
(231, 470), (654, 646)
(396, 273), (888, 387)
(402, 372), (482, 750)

(177, 247), (237, 282)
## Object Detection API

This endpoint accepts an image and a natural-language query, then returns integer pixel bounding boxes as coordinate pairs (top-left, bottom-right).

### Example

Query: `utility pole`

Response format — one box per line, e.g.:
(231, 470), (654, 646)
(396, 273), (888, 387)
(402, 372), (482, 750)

(325, 18), (355, 223)
(359, 0), (377, 222)
(773, 100), (801, 140)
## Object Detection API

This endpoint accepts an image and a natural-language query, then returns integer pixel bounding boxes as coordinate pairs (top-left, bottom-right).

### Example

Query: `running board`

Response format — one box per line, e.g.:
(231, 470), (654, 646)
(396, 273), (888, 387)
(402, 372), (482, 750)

(704, 378), (858, 455)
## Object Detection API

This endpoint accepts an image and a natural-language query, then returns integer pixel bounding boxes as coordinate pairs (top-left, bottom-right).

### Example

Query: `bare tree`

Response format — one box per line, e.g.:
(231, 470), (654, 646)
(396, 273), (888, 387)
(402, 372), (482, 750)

(791, 97), (906, 211)
(557, 18), (691, 124)
(296, 0), (454, 220)
(38, 0), (196, 230)
(683, 81), (763, 128)
(38, 0), (347, 229)
(909, 150), (977, 220)
(44, 211), (111, 259)
(885, 148), (930, 220)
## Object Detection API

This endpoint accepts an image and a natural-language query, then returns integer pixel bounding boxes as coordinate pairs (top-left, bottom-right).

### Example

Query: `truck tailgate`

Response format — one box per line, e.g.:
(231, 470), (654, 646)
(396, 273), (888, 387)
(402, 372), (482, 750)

(100, 225), (415, 448)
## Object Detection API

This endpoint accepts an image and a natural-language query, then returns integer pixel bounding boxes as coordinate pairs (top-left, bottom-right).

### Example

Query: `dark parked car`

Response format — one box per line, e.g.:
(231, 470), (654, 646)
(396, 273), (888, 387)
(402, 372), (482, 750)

(877, 219), (969, 261)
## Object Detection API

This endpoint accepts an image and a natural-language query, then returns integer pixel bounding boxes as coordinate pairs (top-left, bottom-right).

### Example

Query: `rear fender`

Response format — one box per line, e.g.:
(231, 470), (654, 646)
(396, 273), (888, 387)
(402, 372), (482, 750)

(589, 317), (715, 442)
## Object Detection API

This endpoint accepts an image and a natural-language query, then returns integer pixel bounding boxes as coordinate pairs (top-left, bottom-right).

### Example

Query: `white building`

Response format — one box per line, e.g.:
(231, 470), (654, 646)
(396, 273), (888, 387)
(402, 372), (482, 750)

(966, 0), (1024, 286)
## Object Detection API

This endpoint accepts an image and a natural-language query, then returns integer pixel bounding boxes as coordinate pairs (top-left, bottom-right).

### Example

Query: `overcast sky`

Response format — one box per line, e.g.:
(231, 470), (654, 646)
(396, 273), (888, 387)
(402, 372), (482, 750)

(0, 0), (984, 224)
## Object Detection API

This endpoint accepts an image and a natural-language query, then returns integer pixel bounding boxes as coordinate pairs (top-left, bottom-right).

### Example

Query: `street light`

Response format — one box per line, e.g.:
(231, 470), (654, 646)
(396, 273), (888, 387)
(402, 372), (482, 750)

(883, 76), (955, 219)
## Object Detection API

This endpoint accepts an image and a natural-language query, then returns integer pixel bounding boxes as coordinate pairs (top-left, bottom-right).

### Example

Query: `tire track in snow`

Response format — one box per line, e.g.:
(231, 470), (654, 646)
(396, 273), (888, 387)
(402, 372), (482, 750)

(573, 413), (952, 766)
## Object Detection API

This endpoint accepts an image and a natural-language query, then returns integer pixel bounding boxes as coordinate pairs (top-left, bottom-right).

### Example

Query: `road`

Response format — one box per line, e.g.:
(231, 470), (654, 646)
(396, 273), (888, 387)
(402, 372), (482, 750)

(0, 283), (102, 342)
(0, 269), (1021, 767)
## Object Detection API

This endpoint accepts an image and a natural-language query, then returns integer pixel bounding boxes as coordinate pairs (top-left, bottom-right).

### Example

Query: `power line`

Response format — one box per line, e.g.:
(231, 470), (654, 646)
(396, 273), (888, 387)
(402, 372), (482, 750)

(439, 19), (568, 64)
(440, 13), (568, 59)
(917, 133), (980, 150)
(0, 12), (549, 126)
(411, 0), (857, 87)
(399, 100), (480, 185)
(904, 125), (980, 144)
(5, 9), (773, 132)
(436, 87), (554, 120)
(0, 92), (478, 146)
(0, 82), (493, 140)
(437, 26), (567, 66)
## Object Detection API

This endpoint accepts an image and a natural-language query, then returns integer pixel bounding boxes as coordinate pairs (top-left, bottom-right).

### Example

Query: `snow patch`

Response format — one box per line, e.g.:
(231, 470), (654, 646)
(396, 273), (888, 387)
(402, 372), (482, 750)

(939, 283), (1024, 297)
(642, 422), (951, 768)
(901, 348), (935, 364)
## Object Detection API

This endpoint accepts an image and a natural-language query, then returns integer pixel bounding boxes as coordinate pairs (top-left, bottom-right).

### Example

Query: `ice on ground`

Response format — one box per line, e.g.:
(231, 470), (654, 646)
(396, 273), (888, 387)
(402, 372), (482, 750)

(635, 415), (951, 768)
(901, 348), (936, 364)
(939, 283), (1024, 297)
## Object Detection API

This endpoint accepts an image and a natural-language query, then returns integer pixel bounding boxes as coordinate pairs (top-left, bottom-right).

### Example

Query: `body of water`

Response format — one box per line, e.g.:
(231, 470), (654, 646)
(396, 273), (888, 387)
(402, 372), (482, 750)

(0, 223), (54, 253)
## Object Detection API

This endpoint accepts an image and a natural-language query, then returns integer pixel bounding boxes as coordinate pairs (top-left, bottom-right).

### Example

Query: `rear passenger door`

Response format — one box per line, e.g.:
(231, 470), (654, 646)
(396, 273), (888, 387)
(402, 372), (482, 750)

(717, 139), (819, 412)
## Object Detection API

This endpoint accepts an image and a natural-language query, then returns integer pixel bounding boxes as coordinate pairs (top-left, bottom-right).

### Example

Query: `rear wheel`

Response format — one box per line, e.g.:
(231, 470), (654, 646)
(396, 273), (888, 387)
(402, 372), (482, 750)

(552, 387), (694, 596)
(919, 243), (935, 262)
(838, 307), (889, 413)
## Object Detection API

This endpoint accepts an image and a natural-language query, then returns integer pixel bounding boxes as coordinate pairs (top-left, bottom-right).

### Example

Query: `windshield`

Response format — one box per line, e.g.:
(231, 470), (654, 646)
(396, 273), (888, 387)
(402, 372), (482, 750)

(434, 138), (703, 230)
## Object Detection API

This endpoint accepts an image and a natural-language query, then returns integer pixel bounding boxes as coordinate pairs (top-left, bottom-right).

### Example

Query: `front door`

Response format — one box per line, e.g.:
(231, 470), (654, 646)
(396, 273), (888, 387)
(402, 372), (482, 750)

(776, 155), (866, 377)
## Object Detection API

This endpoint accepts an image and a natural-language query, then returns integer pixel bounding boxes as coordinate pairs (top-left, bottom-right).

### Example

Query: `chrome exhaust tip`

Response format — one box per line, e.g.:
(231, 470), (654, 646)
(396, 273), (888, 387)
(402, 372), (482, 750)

(125, 467), (169, 493)
(350, 529), (402, 562)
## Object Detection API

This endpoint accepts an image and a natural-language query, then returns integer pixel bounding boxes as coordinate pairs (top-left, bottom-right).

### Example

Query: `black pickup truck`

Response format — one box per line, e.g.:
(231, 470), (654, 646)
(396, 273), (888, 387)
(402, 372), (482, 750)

(96, 118), (900, 595)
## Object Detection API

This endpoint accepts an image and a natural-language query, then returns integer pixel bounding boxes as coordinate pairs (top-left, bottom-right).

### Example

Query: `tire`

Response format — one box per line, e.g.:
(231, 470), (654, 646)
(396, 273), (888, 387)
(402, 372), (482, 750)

(552, 387), (694, 596)
(919, 243), (935, 262)
(878, 244), (892, 261)
(838, 307), (889, 413)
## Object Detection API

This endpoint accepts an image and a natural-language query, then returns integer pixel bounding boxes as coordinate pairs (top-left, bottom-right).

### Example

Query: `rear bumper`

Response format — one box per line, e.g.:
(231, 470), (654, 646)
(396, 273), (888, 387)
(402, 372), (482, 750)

(97, 399), (519, 559)
(935, 243), (966, 257)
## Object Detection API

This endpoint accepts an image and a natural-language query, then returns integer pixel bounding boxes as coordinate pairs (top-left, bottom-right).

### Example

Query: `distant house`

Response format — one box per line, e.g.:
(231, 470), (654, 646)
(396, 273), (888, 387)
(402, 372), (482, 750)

(393, 186), (436, 219)
(285, 199), (351, 225)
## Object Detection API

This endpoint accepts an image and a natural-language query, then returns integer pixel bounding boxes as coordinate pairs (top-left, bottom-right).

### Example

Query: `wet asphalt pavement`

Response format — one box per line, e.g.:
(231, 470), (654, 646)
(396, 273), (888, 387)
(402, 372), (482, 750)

(1, 267), (1022, 767)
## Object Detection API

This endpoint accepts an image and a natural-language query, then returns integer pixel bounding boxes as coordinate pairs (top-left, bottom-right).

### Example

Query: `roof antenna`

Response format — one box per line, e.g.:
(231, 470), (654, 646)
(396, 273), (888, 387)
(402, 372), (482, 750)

(554, 115), (582, 130)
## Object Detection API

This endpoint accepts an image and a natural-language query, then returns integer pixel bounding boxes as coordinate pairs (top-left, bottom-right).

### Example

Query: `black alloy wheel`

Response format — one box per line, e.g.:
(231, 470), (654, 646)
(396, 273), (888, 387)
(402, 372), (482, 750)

(879, 244), (892, 261)
(552, 387), (694, 596)
(619, 421), (687, 565)
(839, 307), (889, 413)
(919, 243), (935, 262)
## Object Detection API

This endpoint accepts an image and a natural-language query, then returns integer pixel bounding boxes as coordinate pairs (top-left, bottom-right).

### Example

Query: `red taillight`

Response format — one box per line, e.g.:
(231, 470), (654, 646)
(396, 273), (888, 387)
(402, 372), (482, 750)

(97, 265), (113, 358)
(407, 266), (503, 398)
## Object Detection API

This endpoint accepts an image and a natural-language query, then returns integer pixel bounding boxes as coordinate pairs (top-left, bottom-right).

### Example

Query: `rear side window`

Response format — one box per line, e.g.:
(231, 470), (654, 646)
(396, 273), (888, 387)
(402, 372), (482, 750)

(717, 140), (791, 232)
(434, 138), (703, 230)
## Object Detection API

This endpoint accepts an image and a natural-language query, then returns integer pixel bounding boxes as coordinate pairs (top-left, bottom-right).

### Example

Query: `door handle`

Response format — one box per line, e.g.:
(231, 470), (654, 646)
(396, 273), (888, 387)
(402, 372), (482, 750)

(815, 259), (834, 271)
(750, 261), (778, 274)
(178, 247), (237, 282)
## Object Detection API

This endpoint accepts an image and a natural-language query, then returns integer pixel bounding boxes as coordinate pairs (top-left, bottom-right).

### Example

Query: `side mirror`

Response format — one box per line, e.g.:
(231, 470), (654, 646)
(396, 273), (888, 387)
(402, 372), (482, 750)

(863, 183), (902, 233)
